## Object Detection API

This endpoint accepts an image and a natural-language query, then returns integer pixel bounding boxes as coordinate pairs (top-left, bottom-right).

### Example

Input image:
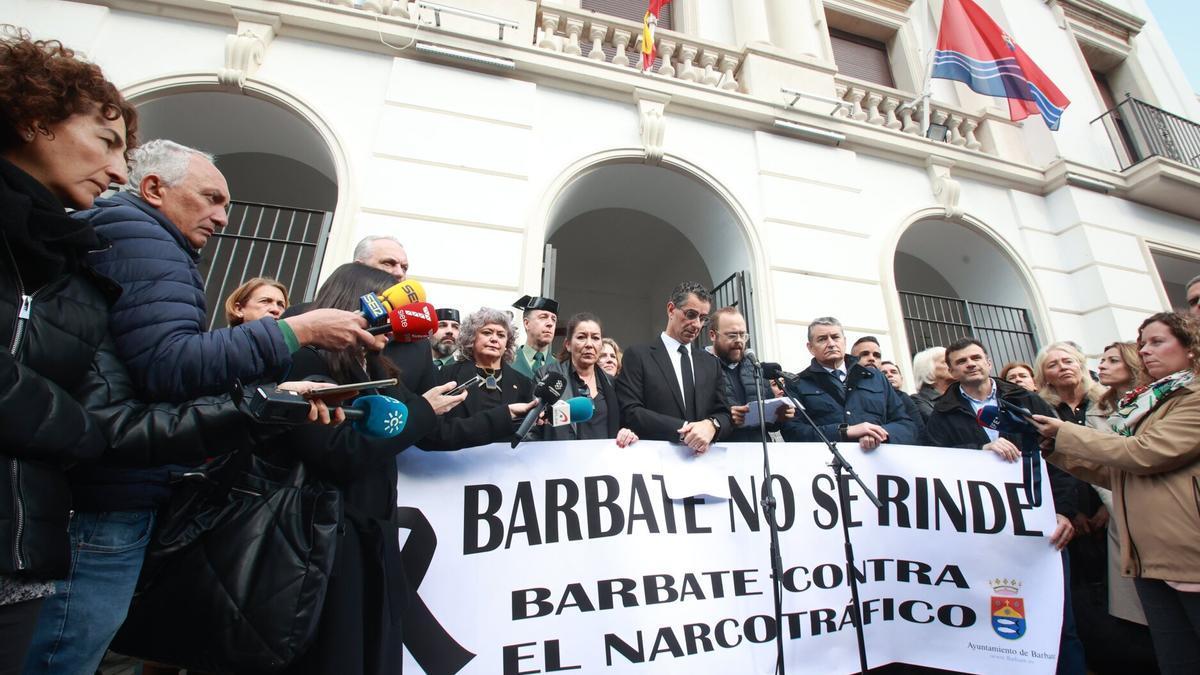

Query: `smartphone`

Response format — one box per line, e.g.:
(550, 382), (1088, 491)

(302, 378), (398, 399)
(447, 375), (484, 396)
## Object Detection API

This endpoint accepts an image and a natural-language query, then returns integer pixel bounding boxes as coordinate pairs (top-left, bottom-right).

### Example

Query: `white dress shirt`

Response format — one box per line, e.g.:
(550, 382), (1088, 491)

(660, 332), (694, 406)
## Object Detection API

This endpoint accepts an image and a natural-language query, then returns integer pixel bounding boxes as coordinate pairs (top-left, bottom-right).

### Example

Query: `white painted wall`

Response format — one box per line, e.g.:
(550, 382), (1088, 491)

(12, 0), (1200, 372)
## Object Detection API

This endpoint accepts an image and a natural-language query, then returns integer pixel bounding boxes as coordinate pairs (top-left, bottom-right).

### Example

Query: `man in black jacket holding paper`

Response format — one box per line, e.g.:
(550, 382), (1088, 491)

(708, 307), (793, 442)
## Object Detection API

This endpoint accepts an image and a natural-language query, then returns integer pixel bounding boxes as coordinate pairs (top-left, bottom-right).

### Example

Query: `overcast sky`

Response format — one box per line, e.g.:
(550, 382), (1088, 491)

(1144, 0), (1200, 95)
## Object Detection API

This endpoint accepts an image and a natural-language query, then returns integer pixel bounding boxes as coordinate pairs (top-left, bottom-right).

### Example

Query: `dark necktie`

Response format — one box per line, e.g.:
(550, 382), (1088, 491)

(532, 350), (544, 371)
(678, 345), (697, 420)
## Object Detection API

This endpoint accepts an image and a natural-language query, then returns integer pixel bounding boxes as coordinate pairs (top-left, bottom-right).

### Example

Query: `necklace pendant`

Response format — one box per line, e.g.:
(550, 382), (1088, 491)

(485, 374), (500, 390)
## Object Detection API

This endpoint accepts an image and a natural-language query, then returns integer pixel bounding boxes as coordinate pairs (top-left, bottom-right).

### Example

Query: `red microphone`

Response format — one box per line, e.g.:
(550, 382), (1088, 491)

(369, 301), (437, 342)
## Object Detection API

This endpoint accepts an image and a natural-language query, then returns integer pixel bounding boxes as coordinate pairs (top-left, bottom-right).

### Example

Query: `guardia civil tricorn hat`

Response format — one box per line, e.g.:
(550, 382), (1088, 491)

(512, 295), (559, 315)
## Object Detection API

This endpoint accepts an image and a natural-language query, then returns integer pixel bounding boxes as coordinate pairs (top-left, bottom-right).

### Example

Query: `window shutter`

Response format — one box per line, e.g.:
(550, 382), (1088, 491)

(830, 29), (894, 88)
(581, 0), (673, 31)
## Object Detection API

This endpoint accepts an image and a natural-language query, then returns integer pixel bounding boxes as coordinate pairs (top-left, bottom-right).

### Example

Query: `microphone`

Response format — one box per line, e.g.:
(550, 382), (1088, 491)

(551, 396), (594, 427)
(368, 302), (438, 340)
(743, 348), (761, 368)
(511, 371), (568, 448)
(358, 280), (429, 323)
(248, 388), (409, 438)
(976, 405), (1038, 436)
(998, 398), (1036, 421)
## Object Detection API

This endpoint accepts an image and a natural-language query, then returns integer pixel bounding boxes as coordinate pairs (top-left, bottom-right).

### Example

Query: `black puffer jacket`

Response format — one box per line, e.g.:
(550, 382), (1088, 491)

(0, 159), (256, 579)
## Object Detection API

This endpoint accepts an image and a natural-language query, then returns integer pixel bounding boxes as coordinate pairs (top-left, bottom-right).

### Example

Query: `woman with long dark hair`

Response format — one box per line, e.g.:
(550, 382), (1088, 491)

(269, 262), (467, 675)
(536, 313), (638, 445)
(1033, 312), (1200, 674)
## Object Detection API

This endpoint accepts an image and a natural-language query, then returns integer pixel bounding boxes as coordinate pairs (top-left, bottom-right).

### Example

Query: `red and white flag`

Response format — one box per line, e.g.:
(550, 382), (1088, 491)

(640, 0), (672, 71)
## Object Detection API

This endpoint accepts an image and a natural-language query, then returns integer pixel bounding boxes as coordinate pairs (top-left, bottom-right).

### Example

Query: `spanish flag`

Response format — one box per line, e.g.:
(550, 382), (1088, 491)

(641, 0), (672, 71)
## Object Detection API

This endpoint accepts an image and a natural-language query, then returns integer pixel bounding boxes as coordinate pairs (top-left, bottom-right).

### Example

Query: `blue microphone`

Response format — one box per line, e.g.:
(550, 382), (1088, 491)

(343, 394), (408, 438)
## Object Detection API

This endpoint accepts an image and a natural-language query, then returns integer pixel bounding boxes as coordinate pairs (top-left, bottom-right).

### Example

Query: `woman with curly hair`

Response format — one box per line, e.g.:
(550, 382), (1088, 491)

(1033, 313), (1200, 673)
(436, 307), (533, 437)
(0, 26), (139, 669)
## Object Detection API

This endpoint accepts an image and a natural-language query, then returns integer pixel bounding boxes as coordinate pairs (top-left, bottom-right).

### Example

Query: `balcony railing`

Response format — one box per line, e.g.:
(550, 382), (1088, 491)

(533, 5), (743, 93)
(1093, 96), (1200, 171)
(832, 76), (989, 155)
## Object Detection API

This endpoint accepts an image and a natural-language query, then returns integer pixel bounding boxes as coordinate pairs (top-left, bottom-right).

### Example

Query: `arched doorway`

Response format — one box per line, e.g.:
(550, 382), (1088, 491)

(132, 90), (339, 328)
(543, 160), (756, 349)
(893, 218), (1042, 368)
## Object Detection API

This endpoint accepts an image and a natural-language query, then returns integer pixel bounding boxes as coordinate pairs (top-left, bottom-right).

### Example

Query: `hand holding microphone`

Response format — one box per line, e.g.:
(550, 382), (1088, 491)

(511, 371), (568, 448)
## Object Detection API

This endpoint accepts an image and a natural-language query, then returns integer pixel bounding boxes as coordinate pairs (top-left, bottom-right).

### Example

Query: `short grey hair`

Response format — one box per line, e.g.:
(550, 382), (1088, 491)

(353, 235), (404, 263)
(668, 281), (711, 308)
(1188, 274), (1200, 290)
(125, 139), (213, 195)
(912, 346), (946, 385)
(457, 307), (520, 365)
(806, 316), (842, 341)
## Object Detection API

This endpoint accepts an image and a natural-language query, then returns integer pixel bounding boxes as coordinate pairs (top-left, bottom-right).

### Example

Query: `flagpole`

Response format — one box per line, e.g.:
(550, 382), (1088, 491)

(920, 0), (935, 136)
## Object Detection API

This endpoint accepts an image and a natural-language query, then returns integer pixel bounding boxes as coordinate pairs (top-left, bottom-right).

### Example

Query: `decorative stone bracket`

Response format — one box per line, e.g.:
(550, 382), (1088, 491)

(635, 89), (670, 165)
(219, 11), (281, 90)
(926, 156), (962, 218)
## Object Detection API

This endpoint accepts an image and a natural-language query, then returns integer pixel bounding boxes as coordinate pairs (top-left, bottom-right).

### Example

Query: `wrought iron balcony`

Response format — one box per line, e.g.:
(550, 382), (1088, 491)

(1093, 96), (1200, 171)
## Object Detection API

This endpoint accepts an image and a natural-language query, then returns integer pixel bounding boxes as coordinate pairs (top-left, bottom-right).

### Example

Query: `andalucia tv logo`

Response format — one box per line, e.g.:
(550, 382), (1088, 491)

(989, 578), (1026, 640)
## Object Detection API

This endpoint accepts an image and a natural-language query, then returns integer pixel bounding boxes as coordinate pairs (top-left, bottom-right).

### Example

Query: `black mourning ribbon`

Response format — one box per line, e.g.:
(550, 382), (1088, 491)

(394, 507), (477, 675)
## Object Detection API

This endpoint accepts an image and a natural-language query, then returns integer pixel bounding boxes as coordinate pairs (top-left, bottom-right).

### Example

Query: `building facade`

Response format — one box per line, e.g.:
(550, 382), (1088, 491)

(16, 0), (1200, 381)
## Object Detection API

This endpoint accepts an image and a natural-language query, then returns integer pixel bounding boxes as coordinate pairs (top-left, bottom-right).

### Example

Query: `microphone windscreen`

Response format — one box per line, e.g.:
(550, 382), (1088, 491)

(976, 405), (1036, 435)
(565, 396), (594, 423)
(381, 279), (427, 308)
(359, 293), (388, 323)
(351, 394), (409, 438)
(761, 362), (783, 381)
(387, 302), (437, 342)
(977, 405), (1003, 431)
(534, 371), (568, 405)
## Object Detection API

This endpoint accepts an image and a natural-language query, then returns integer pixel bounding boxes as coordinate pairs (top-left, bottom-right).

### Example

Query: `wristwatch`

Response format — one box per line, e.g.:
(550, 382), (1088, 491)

(838, 423), (849, 442)
(708, 416), (722, 434)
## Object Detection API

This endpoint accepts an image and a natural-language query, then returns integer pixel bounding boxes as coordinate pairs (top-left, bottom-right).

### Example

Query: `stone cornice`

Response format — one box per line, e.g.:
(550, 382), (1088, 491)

(1050, 0), (1144, 44)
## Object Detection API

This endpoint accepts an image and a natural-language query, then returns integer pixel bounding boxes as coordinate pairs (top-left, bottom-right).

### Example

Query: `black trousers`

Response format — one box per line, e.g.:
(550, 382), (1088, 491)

(0, 597), (45, 675)
(1135, 578), (1200, 675)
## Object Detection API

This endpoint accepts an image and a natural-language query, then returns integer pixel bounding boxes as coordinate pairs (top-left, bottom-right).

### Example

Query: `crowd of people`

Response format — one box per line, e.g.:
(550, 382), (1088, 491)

(2, 26), (1198, 675)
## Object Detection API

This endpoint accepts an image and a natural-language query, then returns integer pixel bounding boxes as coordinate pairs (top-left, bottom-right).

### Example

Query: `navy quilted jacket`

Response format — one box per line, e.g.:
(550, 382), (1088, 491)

(79, 192), (291, 403)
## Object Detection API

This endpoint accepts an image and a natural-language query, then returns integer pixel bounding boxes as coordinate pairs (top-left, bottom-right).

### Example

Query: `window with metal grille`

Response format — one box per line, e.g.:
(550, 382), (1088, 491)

(581, 0), (673, 30)
(830, 28), (895, 88)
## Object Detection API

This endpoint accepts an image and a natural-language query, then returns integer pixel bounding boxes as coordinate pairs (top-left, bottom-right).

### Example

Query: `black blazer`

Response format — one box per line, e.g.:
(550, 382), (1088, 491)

(535, 360), (621, 441)
(616, 339), (733, 442)
(382, 337), (435, 394)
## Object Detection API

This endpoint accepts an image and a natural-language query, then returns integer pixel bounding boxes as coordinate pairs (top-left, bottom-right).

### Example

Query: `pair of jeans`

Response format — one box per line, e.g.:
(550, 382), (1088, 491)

(22, 510), (155, 675)
(1134, 578), (1200, 675)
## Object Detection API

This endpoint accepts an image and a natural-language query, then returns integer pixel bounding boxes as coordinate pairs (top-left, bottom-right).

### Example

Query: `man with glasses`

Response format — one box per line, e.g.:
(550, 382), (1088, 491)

(708, 307), (793, 442)
(616, 281), (733, 454)
(781, 317), (918, 449)
(1187, 274), (1199, 318)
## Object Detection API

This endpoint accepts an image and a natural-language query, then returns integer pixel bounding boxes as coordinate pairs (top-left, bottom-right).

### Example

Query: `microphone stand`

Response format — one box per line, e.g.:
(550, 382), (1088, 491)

(748, 358), (786, 675)
(772, 374), (882, 675)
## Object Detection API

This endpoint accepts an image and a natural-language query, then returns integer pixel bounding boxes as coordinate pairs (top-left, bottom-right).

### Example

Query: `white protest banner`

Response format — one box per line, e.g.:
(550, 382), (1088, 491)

(395, 441), (1064, 675)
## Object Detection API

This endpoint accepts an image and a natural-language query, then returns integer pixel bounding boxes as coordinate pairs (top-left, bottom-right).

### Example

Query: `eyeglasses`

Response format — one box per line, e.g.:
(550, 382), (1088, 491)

(677, 308), (710, 325)
(719, 332), (750, 341)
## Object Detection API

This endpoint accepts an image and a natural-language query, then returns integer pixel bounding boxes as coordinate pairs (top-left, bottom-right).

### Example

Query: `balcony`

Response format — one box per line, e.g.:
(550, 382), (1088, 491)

(1093, 96), (1200, 219)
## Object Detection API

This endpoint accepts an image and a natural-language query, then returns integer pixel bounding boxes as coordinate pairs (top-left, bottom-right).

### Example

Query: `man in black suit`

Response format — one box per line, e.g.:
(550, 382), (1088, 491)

(616, 281), (733, 453)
